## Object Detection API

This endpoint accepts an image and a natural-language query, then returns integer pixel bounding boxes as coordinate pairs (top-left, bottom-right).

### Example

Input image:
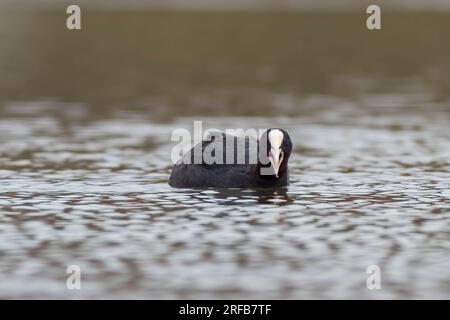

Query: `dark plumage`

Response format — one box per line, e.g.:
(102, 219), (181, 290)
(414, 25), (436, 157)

(169, 128), (293, 188)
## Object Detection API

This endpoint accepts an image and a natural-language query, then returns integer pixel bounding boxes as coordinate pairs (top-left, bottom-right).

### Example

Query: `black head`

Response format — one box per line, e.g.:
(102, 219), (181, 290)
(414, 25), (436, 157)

(258, 128), (293, 178)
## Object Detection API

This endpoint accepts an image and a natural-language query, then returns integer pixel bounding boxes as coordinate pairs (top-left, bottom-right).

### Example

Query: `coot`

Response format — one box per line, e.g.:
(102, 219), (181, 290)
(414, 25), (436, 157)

(169, 128), (292, 188)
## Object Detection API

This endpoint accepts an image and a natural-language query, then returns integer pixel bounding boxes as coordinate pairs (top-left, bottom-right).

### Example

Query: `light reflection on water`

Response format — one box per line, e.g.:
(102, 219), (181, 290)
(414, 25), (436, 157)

(1, 9), (450, 299)
(0, 98), (449, 299)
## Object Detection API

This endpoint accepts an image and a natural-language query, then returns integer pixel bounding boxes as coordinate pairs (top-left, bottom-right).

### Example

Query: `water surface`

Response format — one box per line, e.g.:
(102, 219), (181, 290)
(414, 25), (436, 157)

(0, 10), (449, 299)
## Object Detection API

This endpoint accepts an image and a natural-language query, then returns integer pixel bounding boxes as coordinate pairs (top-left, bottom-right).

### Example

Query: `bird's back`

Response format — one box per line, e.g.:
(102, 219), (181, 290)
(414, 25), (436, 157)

(169, 133), (261, 188)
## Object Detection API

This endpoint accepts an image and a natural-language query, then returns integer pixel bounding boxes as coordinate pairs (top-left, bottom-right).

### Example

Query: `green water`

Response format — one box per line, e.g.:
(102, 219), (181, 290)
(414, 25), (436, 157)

(1, 10), (450, 118)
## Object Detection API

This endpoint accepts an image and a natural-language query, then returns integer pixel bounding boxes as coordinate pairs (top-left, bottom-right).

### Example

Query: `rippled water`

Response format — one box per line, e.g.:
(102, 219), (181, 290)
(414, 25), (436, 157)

(1, 97), (449, 299)
(1, 9), (450, 299)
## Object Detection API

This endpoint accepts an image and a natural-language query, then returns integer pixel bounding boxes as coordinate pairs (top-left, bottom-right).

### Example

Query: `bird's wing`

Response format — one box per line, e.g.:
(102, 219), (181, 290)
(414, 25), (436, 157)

(177, 132), (258, 166)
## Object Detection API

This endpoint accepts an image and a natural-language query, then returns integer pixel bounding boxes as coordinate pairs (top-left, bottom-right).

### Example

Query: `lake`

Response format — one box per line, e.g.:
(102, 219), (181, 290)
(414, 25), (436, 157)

(0, 9), (449, 299)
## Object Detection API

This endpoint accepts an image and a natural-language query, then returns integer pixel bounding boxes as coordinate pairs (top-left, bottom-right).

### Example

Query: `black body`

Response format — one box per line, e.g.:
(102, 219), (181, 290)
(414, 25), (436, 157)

(169, 129), (292, 188)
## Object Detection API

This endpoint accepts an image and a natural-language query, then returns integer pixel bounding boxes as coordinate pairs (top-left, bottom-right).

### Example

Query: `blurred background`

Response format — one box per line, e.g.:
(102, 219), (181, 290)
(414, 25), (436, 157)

(0, 0), (449, 299)
(1, 0), (450, 119)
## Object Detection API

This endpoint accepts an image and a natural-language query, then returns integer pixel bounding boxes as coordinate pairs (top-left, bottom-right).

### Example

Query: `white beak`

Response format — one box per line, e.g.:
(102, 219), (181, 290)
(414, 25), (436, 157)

(267, 129), (285, 178)
(269, 148), (284, 178)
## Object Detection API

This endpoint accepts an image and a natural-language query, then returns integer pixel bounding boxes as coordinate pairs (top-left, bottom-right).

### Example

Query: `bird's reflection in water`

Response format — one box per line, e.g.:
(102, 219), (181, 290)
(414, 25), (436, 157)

(253, 187), (293, 205)
(197, 187), (294, 206)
